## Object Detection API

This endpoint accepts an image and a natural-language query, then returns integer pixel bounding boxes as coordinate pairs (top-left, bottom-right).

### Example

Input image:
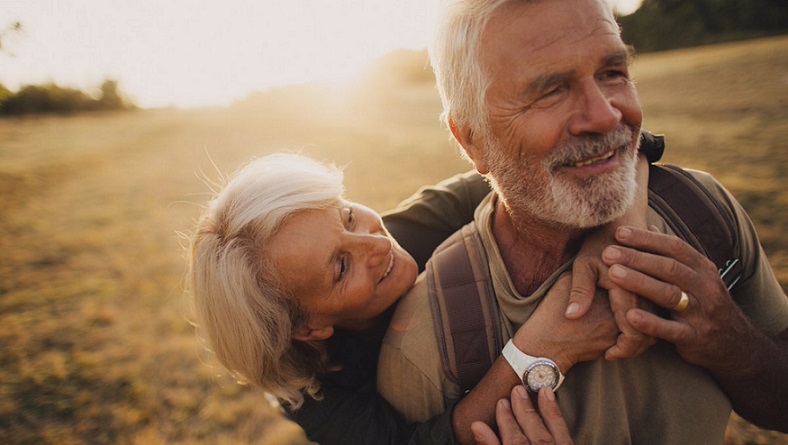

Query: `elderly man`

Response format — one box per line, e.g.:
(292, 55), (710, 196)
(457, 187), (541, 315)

(377, 0), (788, 443)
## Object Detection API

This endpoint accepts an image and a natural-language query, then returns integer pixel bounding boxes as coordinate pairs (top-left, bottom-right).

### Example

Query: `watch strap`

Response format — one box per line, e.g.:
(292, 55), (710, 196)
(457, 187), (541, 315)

(502, 339), (529, 379)
(502, 339), (565, 391)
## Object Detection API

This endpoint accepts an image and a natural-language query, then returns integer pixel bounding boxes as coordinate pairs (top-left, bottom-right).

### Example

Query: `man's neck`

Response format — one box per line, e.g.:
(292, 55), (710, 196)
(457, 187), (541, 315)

(491, 198), (585, 296)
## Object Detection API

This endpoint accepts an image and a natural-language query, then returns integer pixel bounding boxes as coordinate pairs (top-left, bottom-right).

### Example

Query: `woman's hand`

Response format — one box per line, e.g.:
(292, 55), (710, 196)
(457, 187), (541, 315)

(565, 154), (656, 361)
(568, 223), (657, 361)
(513, 273), (619, 374)
(471, 386), (573, 445)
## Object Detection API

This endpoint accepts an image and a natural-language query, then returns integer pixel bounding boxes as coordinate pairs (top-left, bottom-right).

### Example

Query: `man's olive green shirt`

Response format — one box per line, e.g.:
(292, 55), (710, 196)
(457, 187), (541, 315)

(378, 170), (788, 444)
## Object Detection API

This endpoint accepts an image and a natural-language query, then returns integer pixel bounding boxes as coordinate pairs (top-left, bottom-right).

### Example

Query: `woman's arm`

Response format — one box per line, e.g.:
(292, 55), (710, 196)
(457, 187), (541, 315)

(566, 153), (656, 360)
(291, 135), (663, 445)
(382, 170), (491, 273)
(284, 382), (428, 444)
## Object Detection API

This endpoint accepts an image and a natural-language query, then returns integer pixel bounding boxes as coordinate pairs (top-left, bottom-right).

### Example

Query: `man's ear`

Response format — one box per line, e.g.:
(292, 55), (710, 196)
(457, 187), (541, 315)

(449, 118), (489, 175)
(292, 324), (335, 342)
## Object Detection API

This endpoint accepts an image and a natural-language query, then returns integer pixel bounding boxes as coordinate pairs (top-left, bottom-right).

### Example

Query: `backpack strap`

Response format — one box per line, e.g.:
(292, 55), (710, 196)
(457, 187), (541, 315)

(648, 164), (743, 289)
(427, 222), (502, 393)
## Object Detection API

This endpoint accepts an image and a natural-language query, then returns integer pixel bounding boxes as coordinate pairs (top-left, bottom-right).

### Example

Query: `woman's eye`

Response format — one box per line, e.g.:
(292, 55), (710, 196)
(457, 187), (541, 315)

(338, 256), (348, 281)
(346, 207), (355, 227)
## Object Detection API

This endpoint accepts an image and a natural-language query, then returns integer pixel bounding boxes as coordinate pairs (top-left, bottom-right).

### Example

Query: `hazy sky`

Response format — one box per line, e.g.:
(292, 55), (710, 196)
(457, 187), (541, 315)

(1, 0), (642, 108)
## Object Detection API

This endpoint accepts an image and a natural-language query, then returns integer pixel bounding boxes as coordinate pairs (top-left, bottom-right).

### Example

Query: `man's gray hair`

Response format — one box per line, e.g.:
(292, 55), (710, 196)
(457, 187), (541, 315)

(429, 0), (617, 140)
(429, 0), (519, 139)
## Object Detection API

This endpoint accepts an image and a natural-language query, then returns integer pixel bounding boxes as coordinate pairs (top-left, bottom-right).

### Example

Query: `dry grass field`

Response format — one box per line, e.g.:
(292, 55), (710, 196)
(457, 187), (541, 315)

(0, 35), (786, 444)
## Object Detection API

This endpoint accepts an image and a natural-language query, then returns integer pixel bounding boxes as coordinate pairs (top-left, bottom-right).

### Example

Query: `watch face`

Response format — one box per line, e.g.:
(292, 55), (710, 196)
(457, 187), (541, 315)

(526, 362), (559, 392)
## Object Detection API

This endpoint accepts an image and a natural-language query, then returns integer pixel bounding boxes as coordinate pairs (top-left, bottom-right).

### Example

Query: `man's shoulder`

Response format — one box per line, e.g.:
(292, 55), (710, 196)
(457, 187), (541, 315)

(378, 274), (454, 422)
(671, 166), (731, 202)
(384, 273), (436, 350)
(648, 165), (738, 230)
(380, 273), (447, 385)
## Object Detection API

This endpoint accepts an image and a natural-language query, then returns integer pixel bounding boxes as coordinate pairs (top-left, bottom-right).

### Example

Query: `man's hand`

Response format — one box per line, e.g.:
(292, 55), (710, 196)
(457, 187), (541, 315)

(471, 386), (573, 445)
(513, 273), (619, 373)
(601, 225), (754, 370)
(602, 225), (788, 432)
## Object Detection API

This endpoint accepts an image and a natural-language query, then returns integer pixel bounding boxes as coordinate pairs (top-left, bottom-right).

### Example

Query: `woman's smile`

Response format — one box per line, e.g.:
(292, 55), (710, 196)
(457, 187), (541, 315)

(267, 202), (419, 332)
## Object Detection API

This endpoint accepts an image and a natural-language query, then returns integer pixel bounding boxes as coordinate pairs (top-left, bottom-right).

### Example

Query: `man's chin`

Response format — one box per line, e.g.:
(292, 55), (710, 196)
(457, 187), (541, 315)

(546, 177), (636, 229)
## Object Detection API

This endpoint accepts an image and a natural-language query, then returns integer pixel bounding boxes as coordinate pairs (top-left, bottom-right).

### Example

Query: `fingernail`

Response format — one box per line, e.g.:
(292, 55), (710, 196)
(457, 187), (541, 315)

(500, 398), (511, 410)
(604, 246), (621, 260)
(545, 387), (555, 401)
(516, 385), (528, 399)
(565, 302), (580, 316)
(618, 227), (632, 239)
(610, 265), (627, 279)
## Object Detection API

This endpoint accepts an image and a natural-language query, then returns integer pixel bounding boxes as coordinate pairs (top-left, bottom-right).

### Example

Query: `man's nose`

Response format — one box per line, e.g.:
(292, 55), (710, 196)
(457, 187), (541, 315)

(568, 79), (622, 136)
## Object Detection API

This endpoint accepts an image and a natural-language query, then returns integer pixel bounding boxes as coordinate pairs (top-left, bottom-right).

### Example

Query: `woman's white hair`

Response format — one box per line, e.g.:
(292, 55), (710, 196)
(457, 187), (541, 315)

(187, 153), (344, 408)
(429, 0), (516, 140)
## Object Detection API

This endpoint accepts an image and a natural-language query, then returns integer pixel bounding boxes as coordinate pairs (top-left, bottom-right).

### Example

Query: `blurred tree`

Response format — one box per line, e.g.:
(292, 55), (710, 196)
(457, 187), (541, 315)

(619, 0), (788, 51)
(2, 83), (93, 115)
(98, 79), (124, 110)
(0, 79), (134, 116)
(0, 83), (11, 102)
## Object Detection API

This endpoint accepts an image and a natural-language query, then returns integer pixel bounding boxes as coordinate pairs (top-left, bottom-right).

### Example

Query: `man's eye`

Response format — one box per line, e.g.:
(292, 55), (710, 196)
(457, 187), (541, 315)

(528, 87), (564, 109)
(601, 70), (629, 83)
(542, 86), (563, 97)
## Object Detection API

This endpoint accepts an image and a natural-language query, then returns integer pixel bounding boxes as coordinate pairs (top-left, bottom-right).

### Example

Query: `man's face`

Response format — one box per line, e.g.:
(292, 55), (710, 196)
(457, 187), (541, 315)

(473, 0), (643, 228)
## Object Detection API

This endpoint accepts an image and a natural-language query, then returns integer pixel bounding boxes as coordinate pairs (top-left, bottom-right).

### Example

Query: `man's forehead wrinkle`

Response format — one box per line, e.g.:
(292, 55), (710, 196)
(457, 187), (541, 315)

(485, 9), (620, 54)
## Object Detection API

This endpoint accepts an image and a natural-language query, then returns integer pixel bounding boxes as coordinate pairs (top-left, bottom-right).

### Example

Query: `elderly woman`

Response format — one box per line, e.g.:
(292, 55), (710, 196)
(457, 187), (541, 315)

(187, 146), (657, 444)
(189, 154), (417, 407)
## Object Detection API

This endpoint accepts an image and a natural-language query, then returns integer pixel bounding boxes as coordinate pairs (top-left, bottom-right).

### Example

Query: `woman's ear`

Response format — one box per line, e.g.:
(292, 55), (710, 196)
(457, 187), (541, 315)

(292, 324), (335, 342)
(449, 118), (489, 175)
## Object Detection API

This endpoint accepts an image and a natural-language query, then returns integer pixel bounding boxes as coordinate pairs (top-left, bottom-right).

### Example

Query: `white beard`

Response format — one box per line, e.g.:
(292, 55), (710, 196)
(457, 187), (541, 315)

(485, 125), (639, 229)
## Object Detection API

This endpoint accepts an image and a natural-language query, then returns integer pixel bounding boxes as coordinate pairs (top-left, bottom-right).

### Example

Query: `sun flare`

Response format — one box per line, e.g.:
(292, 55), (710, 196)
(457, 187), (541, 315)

(1, 0), (640, 108)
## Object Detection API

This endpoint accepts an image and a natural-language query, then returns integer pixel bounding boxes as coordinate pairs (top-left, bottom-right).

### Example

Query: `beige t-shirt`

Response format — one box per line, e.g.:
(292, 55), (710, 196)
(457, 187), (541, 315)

(378, 169), (788, 444)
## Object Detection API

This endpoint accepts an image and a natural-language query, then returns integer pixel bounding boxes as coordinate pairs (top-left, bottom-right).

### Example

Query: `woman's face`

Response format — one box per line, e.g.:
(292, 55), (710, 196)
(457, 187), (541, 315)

(268, 201), (419, 335)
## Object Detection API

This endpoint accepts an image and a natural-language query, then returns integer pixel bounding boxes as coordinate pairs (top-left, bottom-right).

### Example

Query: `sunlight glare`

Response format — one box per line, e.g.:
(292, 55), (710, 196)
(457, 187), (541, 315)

(1, 0), (641, 108)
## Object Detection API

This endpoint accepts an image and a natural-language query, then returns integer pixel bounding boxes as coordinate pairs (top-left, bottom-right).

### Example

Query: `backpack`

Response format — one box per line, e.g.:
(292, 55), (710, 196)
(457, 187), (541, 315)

(427, 162), (745, 394)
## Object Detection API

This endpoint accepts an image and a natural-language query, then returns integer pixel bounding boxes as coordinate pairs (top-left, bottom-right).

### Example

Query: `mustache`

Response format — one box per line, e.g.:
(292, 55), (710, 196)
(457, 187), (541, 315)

(545, 125), (636, 172)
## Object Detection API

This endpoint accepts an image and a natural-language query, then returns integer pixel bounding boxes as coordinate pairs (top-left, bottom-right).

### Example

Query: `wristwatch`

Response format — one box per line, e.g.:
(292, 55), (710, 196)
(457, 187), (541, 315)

(502, 339), (565, 393)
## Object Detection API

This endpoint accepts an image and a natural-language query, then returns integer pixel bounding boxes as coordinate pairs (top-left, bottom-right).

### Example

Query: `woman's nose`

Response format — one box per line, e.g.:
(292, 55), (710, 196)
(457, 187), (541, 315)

(353, 233), (391, 269)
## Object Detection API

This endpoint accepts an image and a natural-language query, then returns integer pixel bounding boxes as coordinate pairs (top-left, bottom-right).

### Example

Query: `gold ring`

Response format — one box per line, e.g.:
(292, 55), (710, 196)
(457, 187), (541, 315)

(673, 291), (689, 312)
